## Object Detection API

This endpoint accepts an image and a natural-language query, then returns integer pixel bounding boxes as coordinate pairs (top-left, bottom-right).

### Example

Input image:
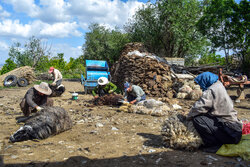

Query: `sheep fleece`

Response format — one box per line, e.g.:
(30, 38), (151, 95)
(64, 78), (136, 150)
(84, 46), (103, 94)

(10, 106), (73, 142)
(161, 114), (203, 151)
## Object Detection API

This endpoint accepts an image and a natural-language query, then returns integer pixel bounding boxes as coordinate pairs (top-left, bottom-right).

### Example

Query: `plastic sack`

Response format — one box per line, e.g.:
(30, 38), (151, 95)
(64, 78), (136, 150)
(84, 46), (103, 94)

(216, 134), (250, 161)
(242, 121), (250, 135)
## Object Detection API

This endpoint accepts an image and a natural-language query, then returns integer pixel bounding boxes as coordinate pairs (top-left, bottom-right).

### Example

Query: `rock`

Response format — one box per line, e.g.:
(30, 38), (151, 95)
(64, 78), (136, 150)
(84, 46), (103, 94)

(96, 123), (104, 128)
(111, 127), (119, 131)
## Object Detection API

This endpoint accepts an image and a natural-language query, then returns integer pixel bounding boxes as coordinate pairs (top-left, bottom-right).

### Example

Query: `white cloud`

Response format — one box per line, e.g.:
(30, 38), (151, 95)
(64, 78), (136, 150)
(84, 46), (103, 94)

(3, 0), (39, 17)
(0, 19), (82, 38)
(37, 0), (71, 23)
(40, 22), (82, 37)
(51, 43), (82, 62)
(69, 0), (144, 30)
(0, 5), (11, 18)
(0, 19), (31, 37)
(3, 0), (144, 29)
(0, 41), (9, 51)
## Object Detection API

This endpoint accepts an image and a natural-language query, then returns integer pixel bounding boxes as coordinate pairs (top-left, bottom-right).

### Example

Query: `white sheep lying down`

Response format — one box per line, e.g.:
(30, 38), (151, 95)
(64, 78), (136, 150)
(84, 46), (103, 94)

(10, 106), (73, 143)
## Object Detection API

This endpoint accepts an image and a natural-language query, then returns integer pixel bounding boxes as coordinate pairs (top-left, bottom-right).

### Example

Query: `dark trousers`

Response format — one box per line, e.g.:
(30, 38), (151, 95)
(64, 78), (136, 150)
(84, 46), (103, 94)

(192, 115), (242, 148)
(56, 79), (62, 86)
(127, 94), (146, 103)
(20, 98), (54, 117)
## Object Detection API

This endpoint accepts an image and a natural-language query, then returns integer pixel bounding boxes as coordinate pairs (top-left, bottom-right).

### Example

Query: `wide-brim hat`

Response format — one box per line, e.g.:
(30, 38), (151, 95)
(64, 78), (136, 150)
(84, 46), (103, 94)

(34, 82), (52, 95)
(98, 77), (109, 86)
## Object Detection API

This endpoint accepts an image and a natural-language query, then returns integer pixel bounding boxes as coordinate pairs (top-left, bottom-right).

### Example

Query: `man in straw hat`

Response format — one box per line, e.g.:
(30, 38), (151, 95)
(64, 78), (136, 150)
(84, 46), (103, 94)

(92, 77), (117, 99)
(20, 82), (53, 117)
(48, 67), (63, 86)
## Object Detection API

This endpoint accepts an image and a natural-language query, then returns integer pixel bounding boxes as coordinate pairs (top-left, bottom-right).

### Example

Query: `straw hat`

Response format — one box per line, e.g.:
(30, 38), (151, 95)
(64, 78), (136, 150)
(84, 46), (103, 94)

(98, 77), (109, 86)
(34, 82), (52, 95)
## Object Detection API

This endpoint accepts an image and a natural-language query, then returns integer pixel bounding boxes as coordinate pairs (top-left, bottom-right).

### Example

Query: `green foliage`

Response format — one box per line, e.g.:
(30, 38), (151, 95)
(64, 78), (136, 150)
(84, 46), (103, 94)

(125, 0), (209, 58)
(83, 23), (131, 65)
(8, 36), (51, 69)
(197, 0), (249, 69)
(0, 58), (17, 75)
(199, 53), (226, 65)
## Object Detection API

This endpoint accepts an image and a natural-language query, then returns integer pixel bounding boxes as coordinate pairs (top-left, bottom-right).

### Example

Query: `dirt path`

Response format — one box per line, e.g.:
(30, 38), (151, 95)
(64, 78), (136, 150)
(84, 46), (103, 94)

(0, 81), (249, 167)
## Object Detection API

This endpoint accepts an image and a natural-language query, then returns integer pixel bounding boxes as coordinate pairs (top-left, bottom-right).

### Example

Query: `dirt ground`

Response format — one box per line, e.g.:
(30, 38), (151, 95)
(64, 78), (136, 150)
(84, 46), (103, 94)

(0, 81), (249, 167)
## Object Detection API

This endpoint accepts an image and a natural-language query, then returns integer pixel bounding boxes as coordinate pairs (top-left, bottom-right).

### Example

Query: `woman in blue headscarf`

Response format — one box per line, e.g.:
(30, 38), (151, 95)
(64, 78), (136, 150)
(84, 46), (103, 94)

(187, 72), (242, 153)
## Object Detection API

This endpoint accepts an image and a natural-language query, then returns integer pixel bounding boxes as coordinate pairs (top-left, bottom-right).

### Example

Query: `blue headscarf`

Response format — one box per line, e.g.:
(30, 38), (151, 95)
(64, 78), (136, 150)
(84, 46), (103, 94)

(194, 72), (218, 91)
(124, 82), (130, 91)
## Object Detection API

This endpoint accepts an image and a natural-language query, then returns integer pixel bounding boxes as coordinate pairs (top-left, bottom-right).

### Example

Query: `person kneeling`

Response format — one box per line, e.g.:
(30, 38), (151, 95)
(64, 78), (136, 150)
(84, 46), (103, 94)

(124, 82), (146, 104)
(20, 82), (53, 117)
(187, 72), (242, 153)
(92, 77), (117, 99)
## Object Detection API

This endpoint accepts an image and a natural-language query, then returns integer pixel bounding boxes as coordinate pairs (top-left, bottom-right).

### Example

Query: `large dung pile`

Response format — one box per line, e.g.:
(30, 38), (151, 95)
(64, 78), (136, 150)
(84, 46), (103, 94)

(0, 66), (36, 86)
(111, 43), (174, 97)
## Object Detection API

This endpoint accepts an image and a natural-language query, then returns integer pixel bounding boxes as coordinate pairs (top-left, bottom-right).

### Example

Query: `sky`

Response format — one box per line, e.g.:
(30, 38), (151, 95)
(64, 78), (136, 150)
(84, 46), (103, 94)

(0, 0), (149, 64)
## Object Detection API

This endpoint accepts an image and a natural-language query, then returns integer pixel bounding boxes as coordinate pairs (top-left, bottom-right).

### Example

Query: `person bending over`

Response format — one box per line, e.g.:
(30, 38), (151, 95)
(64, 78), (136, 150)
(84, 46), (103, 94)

(124, 82), (146, 104)
(187, 72), (242, 153)
(92, 77), (117, 99)
(20, 82), (53, 117)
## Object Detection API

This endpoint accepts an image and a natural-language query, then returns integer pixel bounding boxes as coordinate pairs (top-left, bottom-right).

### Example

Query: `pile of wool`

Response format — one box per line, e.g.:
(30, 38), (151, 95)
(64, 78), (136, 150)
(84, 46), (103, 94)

(119, 99), (171, 117)
(94, 94), (124, 106)
(161, 113), (203, 151)
(176, 81), (202, 100)
(9, 106), (73, 142)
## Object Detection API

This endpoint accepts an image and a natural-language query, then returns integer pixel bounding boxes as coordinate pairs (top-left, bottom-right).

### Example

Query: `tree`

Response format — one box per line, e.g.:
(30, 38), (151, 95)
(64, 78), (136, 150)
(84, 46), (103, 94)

(83, 23), (131, 65)
(8, 36), (51, 69)
(0, 58), (17, 75)
(125, 0), (209, 58)
(197, 0), (249, 69)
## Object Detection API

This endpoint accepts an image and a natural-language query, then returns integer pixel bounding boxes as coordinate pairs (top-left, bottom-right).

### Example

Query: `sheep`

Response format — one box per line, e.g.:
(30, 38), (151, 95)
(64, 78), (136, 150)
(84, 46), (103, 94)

(119, 99), (171, 117)
(161, 113), (203, 151)
(9, 106), (73, 143)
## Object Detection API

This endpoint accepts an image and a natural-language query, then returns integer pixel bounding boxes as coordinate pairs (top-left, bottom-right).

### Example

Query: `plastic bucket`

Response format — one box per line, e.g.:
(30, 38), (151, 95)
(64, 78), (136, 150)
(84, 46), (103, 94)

(72, 93), (78, 100)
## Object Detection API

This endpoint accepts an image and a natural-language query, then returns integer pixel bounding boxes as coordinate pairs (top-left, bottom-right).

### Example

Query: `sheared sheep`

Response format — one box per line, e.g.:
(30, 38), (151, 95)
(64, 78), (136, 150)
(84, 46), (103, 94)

(161, 113), (203, 151)
(9, 106), (73, 143)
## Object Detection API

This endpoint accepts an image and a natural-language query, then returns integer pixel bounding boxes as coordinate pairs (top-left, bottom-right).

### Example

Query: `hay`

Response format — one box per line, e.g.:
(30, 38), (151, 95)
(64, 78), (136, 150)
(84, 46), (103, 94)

(0, 66), (35, 86)
(161, 113), (203, 151)
(9, 106), (72, 142)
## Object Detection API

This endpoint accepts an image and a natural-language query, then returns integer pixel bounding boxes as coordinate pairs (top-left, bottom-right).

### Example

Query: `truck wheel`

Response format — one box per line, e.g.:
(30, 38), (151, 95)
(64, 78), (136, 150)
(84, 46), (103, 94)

(84, 87), (88, 94)
(4, 75), (17, 87)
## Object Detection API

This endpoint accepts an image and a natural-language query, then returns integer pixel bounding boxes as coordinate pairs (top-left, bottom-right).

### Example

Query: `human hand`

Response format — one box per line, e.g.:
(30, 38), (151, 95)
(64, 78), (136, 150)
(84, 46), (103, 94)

(130, 100), (136, 104)
(108, 90), (114, 94)
(36, 106), (43, 111)
(94, 96), (98, 99)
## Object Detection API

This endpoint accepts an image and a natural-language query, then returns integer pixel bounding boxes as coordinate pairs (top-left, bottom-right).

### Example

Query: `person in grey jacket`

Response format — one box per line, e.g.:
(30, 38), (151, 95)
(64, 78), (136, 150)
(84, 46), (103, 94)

(20, 82), (53, 117)
(187, 72), (242, 153)
(124, 82), (146, 104)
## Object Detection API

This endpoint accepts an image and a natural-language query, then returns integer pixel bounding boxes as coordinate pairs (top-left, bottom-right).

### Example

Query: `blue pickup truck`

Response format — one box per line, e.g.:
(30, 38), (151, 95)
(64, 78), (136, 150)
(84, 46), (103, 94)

(81, 60), (111, 94)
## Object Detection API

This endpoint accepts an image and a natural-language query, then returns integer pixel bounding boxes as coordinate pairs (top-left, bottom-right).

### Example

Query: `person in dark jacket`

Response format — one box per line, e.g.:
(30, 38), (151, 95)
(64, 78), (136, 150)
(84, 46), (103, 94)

(20, 82), (53, 117)
(124, 82), (146, 104)
(187, 72), (242, 153)
(92, 77), (117, 99)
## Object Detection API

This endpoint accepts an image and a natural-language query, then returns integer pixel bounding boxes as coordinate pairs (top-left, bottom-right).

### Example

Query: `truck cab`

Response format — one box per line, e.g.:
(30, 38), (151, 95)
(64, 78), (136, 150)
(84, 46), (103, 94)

(81, 60), (110, 94)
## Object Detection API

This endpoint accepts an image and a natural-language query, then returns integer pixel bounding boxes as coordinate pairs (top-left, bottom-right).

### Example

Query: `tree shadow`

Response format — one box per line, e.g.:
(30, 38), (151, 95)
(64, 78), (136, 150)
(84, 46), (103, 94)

(137, 133), (164, 148)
